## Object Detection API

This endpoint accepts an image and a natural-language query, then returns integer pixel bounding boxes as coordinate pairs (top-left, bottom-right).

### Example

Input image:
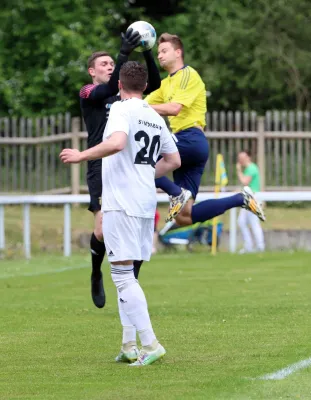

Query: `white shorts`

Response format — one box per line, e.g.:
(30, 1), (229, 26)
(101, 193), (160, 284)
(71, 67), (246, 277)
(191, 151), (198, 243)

(102, 211), (154, 263)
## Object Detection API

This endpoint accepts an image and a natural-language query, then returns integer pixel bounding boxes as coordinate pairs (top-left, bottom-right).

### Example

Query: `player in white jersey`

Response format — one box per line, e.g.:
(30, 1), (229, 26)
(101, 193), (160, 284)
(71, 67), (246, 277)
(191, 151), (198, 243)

(60, 61), (180, 366)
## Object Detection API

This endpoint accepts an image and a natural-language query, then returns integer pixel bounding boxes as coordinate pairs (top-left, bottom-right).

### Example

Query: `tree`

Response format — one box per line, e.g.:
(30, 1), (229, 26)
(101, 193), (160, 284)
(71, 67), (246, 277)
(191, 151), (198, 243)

(163, 0), (311, 111)
(0, 0), (141, 116)
(1, 0), (311, 116)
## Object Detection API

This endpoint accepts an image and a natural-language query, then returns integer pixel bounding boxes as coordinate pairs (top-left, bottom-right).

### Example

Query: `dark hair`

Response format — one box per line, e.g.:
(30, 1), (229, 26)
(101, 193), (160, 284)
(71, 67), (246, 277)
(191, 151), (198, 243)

(87, 51), (110, 69)
(120, 61), (148, 92)
(158, 33), (184, 59)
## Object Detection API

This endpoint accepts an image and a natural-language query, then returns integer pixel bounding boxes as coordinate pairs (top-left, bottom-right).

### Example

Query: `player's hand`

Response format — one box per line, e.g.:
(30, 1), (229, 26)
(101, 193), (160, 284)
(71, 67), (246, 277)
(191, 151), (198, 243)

(120, 28), (141, 55)
(142, 48), (152, 55)
(236, 162), (242, 172)
(59, 149), (83, 164)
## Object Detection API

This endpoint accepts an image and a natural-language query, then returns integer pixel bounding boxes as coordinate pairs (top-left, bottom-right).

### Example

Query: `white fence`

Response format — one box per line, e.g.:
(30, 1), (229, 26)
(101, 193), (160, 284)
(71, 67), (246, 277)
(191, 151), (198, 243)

(1, 192), (311, 258)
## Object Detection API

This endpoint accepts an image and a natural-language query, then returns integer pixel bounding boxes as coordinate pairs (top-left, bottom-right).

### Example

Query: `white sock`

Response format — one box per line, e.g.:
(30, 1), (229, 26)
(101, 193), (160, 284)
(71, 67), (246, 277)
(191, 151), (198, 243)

(121, 283), (157, 347)
(111, 265), (137, 346)
(117, 291), (137, 345)
(111, 264), (157, 347)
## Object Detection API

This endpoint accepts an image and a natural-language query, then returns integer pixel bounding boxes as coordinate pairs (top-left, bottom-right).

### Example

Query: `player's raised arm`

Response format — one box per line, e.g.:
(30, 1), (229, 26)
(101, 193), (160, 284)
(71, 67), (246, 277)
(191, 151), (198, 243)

(107, 29), (141, 94)
(143, 49), (161, 94)
(80, 29), (141, 102)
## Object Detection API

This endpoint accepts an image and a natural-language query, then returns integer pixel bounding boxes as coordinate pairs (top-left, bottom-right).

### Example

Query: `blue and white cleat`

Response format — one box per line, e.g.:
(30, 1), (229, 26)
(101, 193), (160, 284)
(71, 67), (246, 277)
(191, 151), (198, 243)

(115, 346), (139, 364)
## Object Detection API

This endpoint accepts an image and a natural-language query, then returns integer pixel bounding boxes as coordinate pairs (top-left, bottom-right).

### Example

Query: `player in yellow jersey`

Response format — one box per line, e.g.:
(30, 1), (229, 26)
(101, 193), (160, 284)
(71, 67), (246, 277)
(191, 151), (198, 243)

(146, 33), (265, 227)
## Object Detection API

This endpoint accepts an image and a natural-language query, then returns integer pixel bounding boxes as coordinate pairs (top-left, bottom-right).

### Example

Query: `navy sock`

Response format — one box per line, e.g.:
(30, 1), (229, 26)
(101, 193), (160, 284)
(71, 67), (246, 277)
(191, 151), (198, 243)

(90, 233), (106, 277)
(155, 177), (182, 197)
(191, 194), (244, 224)
(133, 260), (143, 279)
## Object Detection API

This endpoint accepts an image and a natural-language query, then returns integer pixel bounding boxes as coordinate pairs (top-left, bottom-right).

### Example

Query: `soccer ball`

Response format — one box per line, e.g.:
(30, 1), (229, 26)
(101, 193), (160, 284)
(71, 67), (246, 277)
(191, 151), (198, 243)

(127, 21), (157, 53)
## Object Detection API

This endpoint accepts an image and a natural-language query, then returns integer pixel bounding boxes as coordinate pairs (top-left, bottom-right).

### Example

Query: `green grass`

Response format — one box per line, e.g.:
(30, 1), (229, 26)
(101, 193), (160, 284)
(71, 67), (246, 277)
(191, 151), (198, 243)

(1, 252), (311, 399)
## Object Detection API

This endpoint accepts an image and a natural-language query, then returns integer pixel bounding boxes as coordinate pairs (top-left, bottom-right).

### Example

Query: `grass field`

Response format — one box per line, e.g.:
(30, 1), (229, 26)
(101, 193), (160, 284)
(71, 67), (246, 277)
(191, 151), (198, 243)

(1, 251), (311, 399)
(3, 205), (311, 256)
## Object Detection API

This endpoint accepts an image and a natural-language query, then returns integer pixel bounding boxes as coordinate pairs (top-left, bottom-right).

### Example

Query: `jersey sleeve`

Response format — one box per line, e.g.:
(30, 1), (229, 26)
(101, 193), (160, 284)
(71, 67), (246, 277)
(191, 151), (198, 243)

(144, 86), (164, 105)
(79, 83), (119, 102)
(160, 125), (178, 154)
(79, 84), (97, 99)
(104, 102), (129, 138)
(171, 70), (204, 108)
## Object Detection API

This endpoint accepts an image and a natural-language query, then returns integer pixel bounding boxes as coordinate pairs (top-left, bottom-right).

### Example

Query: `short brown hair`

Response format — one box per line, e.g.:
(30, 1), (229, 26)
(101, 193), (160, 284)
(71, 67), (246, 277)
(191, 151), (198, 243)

(87, 51), (110, 69)
(158, 33), (184, 59)
(120, 61), (148, 92)
(240, 149), (252, 157)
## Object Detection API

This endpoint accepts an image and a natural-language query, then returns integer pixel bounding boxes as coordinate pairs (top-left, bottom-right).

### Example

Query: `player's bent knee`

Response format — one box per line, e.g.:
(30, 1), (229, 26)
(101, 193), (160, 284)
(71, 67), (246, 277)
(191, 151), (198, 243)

(94, 225), (103, 241)
(94, 211), (103, 240)
(175, 202), (193, 226)
(175, 214), (192, 227)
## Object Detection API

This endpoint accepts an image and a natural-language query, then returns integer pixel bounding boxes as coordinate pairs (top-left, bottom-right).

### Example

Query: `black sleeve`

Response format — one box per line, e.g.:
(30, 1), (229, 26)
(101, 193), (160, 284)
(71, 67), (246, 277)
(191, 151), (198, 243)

(143, 50), (161, 95)
(88, 53), (129, 101)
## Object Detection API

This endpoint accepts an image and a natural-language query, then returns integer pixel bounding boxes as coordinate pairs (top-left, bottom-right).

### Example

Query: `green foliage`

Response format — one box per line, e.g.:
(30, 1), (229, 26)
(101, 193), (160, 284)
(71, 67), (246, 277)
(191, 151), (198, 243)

(0, 0), (141, 116)
(163, 0), (311, 111)
(1, 0), (311, 116)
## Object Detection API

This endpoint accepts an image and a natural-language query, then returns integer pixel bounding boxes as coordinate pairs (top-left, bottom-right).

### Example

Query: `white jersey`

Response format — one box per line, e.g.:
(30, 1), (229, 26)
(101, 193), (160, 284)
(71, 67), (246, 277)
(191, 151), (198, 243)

(101, 98), (178, 218)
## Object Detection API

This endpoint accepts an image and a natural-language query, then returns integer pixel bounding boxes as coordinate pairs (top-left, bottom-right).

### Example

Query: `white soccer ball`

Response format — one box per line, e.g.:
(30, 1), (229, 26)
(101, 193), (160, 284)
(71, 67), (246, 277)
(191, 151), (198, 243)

(127, 21), (157, 53)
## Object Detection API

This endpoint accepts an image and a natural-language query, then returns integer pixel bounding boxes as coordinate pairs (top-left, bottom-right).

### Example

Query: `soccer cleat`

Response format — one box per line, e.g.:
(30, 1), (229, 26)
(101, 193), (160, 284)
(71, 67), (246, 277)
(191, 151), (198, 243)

(241, 186), (265, 222)
(91, 271), (106, 308)
(129, 344), (166, 366)
(165, 188), (192, 222)
(115, 346), (139, 363)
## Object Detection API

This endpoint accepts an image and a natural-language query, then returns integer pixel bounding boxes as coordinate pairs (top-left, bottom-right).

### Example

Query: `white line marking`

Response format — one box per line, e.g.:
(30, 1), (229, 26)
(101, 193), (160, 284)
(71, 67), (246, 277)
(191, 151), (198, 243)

(257, 357), (311, 380)
(0, 264), (88, 280)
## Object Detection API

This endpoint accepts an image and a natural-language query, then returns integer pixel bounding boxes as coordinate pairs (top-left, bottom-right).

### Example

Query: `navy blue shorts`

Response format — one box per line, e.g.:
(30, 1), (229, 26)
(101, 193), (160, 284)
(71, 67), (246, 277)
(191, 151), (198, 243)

(173, 128), (209, 199)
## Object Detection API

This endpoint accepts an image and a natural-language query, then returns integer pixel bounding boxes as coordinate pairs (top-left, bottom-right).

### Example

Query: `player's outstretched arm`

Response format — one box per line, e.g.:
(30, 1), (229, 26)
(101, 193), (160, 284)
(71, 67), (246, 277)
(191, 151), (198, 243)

(143, 50), (161, 95)
(59, 132), (127, 163)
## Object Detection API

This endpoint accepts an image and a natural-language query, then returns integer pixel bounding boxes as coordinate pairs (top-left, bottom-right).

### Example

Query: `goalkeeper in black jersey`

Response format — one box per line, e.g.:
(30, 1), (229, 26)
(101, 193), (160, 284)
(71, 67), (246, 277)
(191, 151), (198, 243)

(79, 28), (161, 309)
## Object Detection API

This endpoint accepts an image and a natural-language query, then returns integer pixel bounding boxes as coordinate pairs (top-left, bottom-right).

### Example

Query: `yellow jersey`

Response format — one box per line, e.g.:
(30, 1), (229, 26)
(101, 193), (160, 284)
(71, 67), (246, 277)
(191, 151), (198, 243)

(145, 66), (207, 134)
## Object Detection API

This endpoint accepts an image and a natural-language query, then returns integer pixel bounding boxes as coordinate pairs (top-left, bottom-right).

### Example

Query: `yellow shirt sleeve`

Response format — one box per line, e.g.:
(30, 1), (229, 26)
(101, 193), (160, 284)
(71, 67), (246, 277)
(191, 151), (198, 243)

(171, 70), (203, 108)
(145, 86), (164, 104)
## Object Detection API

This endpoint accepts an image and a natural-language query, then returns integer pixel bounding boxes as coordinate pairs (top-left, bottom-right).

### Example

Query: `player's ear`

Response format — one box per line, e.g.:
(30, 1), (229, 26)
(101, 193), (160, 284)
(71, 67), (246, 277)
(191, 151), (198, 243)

(88, 67), (95, 78)
(176, 49), (182, 58)
(118, 80), (122, 91)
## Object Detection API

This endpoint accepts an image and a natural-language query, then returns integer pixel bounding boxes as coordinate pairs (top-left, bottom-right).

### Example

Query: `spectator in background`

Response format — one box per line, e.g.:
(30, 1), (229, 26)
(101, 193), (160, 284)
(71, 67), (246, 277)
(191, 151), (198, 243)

(236, 150), (265, 253)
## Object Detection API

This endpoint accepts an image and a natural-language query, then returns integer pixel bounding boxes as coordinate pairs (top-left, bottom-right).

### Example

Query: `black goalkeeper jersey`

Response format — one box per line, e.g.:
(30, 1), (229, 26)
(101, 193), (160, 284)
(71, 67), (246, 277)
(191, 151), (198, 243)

(79, 51), (161, 175)
(80, 89), (120, 173)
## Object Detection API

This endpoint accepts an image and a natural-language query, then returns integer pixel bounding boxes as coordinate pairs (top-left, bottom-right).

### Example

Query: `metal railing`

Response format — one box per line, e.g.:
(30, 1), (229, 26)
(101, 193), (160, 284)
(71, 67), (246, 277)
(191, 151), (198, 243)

(1, 191), (311, 258)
